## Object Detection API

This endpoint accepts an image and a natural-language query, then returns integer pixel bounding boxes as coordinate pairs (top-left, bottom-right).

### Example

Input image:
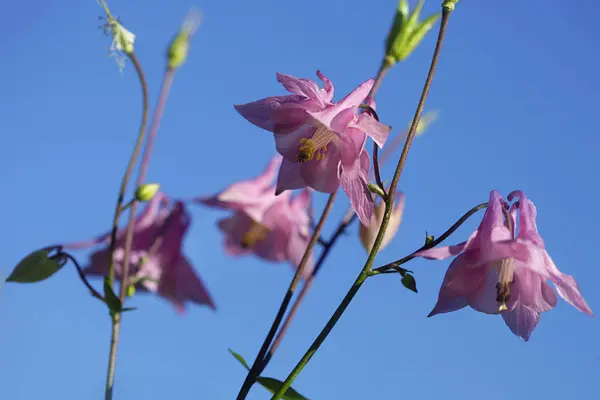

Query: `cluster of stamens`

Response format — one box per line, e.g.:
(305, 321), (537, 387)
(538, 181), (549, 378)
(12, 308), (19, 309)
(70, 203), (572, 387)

(295, 125), (336, 163)
(296, 139), (327, 162)
(240, 221), (270, 249)
(495, 258), (515, 312)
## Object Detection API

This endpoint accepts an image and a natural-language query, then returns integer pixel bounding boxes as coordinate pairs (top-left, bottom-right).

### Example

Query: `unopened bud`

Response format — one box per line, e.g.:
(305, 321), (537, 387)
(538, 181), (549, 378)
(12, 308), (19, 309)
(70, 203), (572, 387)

(442, 0), (459, 11)
(126, 285), (136, 297)
(359, 192), (406, 252)
(167, 9), (202, 69)
(135, 183), (160, 202)
(367, 183), (386, 198)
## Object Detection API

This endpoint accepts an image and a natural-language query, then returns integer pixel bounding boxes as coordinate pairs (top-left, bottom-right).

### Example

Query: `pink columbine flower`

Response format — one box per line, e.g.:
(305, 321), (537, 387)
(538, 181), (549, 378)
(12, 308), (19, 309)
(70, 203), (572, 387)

(415, 190), (592, 341)
(217, 189), (314, 278)
(234, 71), (391, 225)
(359, 192), (405, 252)
(63, 193), (215, 313)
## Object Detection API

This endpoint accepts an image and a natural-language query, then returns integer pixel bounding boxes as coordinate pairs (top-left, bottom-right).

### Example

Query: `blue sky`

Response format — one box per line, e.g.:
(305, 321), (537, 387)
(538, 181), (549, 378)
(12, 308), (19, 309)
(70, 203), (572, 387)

(1, 0), (599, 399)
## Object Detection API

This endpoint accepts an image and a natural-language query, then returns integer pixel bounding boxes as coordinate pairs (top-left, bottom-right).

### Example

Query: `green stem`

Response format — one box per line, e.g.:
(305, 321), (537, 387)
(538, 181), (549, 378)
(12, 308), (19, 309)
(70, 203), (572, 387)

(104, 52), (148, 400)
(270, 7), (454, 399)
(370, 202), (488, 275)
(235, 193), (338, 400)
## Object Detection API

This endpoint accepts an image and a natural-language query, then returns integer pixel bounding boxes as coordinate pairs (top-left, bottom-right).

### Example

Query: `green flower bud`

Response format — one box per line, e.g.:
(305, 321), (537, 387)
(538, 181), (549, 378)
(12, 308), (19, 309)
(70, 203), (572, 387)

(135, 183), (160, 202)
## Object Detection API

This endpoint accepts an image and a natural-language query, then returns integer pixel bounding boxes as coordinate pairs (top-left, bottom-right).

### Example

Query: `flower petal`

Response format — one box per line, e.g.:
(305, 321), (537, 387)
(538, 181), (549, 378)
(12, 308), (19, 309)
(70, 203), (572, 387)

(276, 158), (307, 195)
(544, 254), (593, 316)
(316, 70), (334, 103)
(340, 149), (373, 225)
(277, 72), (323, 105)
(299, 146), (341, 193)
(501, 303), (540, 341)
(351, 112), (391, 148)
(234, 95), (308, 132)
(508, 191), (545, 247)
(513, 268), (557, 313)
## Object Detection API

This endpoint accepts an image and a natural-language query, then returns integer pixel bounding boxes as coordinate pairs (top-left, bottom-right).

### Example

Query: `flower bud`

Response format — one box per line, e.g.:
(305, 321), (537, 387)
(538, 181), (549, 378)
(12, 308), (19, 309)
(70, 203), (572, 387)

(442, 0), (459, 11)
(359, 192), (405, 252)
(167, 9), (202, 69)
(385, 0), (440, 65)
(126, 285), (136, 297)
(135, 183), (160, 202)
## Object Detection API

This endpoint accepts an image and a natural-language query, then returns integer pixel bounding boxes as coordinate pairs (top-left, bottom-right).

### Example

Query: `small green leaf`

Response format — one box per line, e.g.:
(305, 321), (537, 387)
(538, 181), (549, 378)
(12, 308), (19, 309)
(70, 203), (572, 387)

(257, 377), (309, 400)
(367, 183), (386, 199)
(425, 231), (435, 246)
(6, 248), (64, 283)
(228, 348), (250, 370)
(401, 274), (418, 293)
(103, 277), (122, 314)
(121, 307), (137, 313)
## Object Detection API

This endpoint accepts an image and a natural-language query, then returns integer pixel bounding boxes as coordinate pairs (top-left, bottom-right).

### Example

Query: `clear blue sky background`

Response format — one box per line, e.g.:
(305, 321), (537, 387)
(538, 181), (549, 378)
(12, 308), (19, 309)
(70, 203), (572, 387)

(1, 0), (599, 399)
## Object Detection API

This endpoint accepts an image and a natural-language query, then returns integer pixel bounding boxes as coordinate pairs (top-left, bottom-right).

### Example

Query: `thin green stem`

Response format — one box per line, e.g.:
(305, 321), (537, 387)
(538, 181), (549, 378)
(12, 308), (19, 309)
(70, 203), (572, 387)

(235, 193), (337, 400)
(104, 52), (148, 400)
(370, 202), (488, 275)
(270, 8), (454, 399)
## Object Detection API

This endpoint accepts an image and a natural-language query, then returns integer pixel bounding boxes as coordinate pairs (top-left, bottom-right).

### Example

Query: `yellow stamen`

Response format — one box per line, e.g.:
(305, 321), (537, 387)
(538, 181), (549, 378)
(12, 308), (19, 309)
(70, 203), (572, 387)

(495, 258), (515, 312)
(296, 124), (336, 163)
(240, 220), (269, 249)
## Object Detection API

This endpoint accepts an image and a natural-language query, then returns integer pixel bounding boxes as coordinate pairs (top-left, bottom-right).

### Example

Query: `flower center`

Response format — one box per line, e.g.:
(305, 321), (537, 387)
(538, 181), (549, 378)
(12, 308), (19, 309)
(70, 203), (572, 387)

(296, 124), (337, 163)
(240, 220), (270, 249)
(495, 258), (515, 312)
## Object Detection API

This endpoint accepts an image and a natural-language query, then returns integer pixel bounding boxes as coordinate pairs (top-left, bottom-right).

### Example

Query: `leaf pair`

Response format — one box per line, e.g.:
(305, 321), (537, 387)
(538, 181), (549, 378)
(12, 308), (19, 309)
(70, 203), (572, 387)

(228, 349), (309, 400)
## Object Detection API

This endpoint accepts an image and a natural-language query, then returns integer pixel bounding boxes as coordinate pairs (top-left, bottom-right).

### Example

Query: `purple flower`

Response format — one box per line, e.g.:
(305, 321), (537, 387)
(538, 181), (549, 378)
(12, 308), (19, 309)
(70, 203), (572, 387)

(197, 157), (314, 278)
(415, 190), (592, 341)
(64, 193), (215, 313)
(234, 71), (391, 225)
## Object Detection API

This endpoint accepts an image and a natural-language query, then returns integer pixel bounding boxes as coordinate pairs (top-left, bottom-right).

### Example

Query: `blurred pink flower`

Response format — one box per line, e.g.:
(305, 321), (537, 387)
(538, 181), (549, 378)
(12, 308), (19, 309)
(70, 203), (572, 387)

(217, 189), (314, 279)
(415, 190), (592, 341)
(64, 193), (215, 313)
(197, 156), (314, 278)
(234, 71), (391, 225)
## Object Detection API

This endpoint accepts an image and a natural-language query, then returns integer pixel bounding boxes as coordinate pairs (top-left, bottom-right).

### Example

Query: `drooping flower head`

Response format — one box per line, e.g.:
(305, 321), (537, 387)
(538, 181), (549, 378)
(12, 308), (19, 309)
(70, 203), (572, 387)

(197, 157), (314, 278)
(64, 193), (215, 313)
(415, 190), (592, 341)
(234, 71), (392, 225)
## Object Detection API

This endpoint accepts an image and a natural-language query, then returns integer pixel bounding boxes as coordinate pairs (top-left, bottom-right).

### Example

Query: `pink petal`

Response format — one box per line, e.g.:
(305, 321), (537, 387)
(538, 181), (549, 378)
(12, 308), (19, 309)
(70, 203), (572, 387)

(508, 191), (545, 247)
(299, 146), (342, 193)
(428, 295), (468, 317)
(287, 230), (314, 280)
(275, 158), (307, 195)
(544, 254), (593, 316)
(414, 242), (467, 260)
(316, 70), (334, 103)
(335, 78), (374, 112)
(501, 303), (540, 341)
(176, 257), (216, 310)
(351, 113), (391, 148)
(234, 95), (308, 132)
(513, 268), (557, 313)
(277, 72), (323, 105)
(468, 266), (503, 315)
(273, 123), (317, 161)
(340, 150), (373, 225)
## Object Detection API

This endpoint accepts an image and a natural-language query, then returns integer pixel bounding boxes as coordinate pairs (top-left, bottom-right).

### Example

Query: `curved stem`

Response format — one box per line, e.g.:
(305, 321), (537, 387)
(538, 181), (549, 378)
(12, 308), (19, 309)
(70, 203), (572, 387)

(104, 51), (148, 400)
(106, 53), (149, 287)
(270, 8), (454, 399)
(236, 193), (337, 400)
(64, 253), (106, 302)
(371, 202), (488, 275)
(118, 67), (175, 303)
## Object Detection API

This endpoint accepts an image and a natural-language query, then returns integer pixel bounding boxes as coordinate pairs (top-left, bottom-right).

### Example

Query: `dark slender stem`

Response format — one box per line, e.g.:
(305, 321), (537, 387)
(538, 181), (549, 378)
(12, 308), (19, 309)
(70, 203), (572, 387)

(236, 193), (337, 400)
(106, 53), (149, 287)
(104, 51), (148, 400)
(64, 253), (106, 302)
(270, 8), (454, 399)
(371, 202), (488, 274)
(118, 67), (176, 303)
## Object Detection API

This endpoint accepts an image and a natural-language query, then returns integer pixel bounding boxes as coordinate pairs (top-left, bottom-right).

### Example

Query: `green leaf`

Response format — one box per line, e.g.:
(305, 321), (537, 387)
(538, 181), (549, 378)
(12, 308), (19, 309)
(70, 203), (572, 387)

(228, 348), (250, 370)
(401, 274), (418, 293)
(121, 307), (137, 313)
(103, 277), (122, 314)
(6, 248), (64, 283)
(257, 377), (310, 400)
